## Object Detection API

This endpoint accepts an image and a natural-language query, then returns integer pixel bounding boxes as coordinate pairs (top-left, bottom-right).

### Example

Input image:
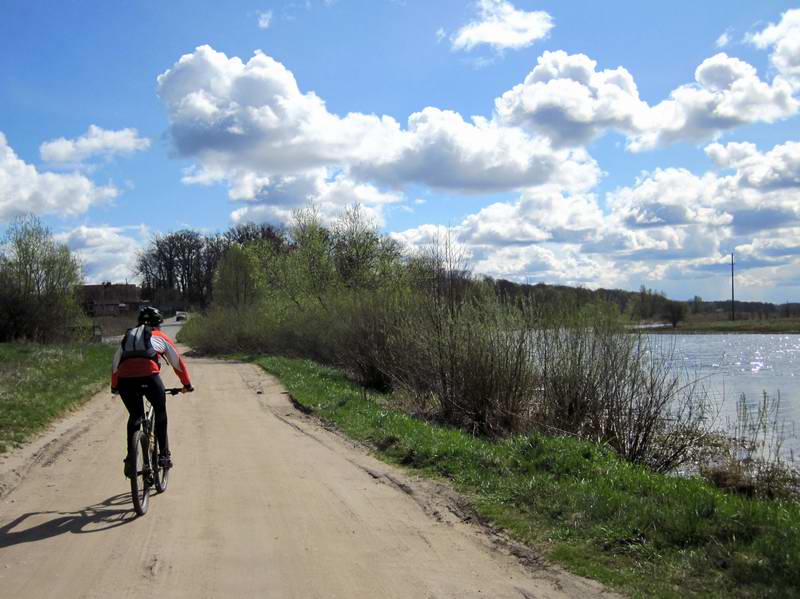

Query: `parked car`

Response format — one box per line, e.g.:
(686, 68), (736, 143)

(175, 311), (188, 322)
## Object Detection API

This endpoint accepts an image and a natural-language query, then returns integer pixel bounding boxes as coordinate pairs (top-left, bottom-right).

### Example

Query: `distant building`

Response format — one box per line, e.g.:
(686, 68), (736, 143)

(81, 283), (145, 316)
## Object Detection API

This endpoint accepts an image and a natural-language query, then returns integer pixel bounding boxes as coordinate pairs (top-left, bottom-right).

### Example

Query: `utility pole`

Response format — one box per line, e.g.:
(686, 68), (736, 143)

(730, 252), (735, 322)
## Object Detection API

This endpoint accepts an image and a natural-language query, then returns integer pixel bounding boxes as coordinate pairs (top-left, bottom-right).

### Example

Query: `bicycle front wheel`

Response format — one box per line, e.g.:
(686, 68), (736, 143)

(129, 430), (150, 516)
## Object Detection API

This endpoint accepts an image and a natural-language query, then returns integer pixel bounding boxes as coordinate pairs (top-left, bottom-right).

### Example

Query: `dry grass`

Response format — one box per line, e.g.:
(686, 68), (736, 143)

(701, 392), (800, 499)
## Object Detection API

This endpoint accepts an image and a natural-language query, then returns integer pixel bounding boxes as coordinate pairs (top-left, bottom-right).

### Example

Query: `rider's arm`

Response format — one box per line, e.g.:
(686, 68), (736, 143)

(151, 332), (191, 387)
(111, 345), (122, 390)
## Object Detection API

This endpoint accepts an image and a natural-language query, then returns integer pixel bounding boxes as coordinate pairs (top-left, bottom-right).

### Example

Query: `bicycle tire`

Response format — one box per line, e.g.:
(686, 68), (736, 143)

(152, 434), (170, 493)
(130, 430), (150, 516)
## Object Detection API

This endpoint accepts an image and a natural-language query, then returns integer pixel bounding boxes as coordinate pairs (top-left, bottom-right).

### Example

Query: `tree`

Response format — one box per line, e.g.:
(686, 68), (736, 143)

(0, 215), (84, 341)
(331, 205), (403, 291)
(664, 300), (687, 329)
(137, 230), (225, 308)
(213, 245), (263, 309)
(136, 224), (289, 308)
(224, 222), (285, 250)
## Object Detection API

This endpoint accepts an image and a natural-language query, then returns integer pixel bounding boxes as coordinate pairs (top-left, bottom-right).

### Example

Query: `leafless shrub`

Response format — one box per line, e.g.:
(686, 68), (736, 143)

(530, 314), (714, 472)
(378, 237), (542, 435)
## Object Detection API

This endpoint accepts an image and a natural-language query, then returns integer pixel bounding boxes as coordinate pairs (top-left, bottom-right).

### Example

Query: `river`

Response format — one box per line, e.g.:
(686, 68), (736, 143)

(659, 333), (800, 462)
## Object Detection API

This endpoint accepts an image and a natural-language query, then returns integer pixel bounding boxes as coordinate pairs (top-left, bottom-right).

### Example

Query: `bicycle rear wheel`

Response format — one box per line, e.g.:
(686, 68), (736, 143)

(152, 435), (170, 493)
(129, 430), (150, 515)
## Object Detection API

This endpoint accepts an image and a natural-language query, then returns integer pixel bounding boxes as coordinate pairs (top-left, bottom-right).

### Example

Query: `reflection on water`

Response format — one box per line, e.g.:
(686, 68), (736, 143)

(658, 334), (800, 462)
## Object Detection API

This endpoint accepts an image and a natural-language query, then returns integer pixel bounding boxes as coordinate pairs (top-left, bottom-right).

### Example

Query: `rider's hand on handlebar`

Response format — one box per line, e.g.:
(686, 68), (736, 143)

(182, 384), (194, 393)
(111, 387), (119, 396)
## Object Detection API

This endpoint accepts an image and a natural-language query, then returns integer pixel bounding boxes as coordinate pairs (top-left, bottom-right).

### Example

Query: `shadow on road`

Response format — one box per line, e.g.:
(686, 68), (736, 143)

(0, 493), (137, 548)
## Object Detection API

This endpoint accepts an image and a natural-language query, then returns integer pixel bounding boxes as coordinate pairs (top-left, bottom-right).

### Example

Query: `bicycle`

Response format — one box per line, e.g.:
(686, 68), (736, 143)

(129, 387), (185, 516)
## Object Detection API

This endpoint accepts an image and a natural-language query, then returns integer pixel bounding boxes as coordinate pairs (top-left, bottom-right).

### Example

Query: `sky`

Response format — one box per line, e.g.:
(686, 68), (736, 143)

(1, 1), (800, 303)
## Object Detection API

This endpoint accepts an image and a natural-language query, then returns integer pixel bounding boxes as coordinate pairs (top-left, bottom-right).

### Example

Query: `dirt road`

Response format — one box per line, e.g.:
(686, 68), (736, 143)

(0, 353), (617, 598)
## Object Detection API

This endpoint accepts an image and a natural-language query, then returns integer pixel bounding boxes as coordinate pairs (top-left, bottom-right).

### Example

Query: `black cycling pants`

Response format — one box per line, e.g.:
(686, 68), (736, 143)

(119, 375), (169, 457)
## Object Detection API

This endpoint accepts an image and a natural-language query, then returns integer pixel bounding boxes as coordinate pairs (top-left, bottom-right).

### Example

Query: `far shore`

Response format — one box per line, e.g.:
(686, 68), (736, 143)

(644, 317), (800, 334)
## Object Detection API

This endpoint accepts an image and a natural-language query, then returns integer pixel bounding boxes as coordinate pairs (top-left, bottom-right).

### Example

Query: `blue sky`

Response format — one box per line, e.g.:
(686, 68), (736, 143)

(1, 1), (799, 302)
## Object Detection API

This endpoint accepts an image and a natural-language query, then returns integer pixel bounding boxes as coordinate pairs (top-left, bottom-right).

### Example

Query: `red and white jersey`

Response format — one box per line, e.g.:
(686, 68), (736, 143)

(112, 329), (191, 388)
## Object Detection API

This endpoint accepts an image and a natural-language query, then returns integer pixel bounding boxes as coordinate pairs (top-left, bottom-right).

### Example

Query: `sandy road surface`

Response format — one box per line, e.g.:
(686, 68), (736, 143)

(0, 351), (618, 598)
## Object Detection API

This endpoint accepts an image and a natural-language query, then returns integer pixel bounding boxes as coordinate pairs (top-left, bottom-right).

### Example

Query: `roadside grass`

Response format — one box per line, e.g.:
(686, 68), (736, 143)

(250, 355), (799, 599)
(0, 343), (115, 453)
(669, 318), (800, 334)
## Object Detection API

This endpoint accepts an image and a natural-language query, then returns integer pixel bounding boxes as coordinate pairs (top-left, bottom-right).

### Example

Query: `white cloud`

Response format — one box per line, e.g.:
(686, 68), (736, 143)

(0, 132), (118, 223)
(592, 143), (800, 264)
(390, 223), (453, 250)
(40, 125), (150, 165)
(495, 50), (647, 148)
(153, 43), (800, 294)
(704, 140), (759, 168)
(56, 224), (146, 283)
(495, 50), (798, 150)
(391, 186), (614, 287)
(350, 107), (599, 193)
(451, 0), (553, 52)
(156, 45), (597, 223)
(459, 186), (604, 246)
(706, 140), (800, 189)
(391, 138), (800, 294)
(257, 10), (273, 29)
(631, 53), (797, 150)
(606, 168), (731, 230)
(472, 243), (611, 287)
(228, 170), (402, 226)
(748, 9), (800, 86)
(393, 215), (615, 288)
(157, 46), (403, 174)
(156, 43), (800, 229)
(435, 27), (446, 43)
(716, 31), (731, 48)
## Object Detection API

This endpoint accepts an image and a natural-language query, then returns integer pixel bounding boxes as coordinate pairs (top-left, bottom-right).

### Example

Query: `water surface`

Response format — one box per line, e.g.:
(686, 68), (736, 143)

(660, 334), (800, 461)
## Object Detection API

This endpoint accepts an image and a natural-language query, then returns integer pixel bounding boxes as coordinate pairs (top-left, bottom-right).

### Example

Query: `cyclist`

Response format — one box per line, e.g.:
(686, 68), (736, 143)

(112, 306), (193, 477)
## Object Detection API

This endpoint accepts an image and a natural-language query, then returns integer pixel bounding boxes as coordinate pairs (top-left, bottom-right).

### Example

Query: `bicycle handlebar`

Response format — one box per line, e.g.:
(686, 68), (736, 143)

(166, 387), (193, 396)
(112, 386), (193, 396)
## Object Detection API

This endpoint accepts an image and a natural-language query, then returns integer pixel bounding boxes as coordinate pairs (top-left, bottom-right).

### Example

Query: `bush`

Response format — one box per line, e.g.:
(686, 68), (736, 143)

(531, 309), (712, 472)
(183, 206), (715, 473)
(383, 281), (540, 435)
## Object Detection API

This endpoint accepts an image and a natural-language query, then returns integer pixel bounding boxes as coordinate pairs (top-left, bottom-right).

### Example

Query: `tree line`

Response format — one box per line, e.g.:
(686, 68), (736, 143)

(2, 210), (798, 344)
(133, 225), (727, 328)
(136, 223), (285, 308)
(130, 212), (800, 323)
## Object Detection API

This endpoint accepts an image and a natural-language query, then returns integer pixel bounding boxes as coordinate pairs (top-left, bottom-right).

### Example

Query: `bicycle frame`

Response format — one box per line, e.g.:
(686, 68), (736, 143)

(128, 386), (184, 515)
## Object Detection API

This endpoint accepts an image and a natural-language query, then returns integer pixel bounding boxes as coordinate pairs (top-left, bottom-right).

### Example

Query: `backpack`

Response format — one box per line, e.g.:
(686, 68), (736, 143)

(119, 325), (159, 364)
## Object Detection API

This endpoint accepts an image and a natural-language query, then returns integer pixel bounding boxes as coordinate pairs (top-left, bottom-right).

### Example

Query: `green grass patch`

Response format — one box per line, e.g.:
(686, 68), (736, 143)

(0, 342), (115, 453)
(250, 354), (799, 599)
